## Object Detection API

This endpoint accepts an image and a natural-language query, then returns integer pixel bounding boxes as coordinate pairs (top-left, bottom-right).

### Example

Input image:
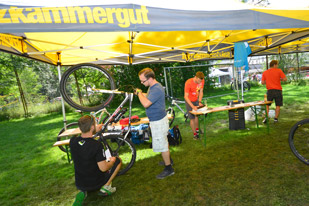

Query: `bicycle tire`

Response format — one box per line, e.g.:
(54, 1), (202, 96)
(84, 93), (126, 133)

(166, 107), (175, 127)
(104, 135), (136, 175)
(57, 122), (79, 153)
(288, 119), (309, 165)
(60, 63), (116, 112)
(243, 81), (251, 91)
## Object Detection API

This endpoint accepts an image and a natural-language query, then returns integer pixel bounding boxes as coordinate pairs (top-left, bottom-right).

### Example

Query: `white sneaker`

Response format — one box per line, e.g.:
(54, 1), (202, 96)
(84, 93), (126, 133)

(99, 185), (116, 196)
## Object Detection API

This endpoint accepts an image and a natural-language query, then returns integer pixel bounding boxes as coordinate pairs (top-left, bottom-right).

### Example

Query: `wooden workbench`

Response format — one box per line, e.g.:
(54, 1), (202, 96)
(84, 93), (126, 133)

(190, 100), (272, 146)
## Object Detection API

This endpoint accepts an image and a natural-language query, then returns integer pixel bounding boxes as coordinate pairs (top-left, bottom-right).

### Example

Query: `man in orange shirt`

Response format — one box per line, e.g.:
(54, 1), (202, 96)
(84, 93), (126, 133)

(184, 72), (205, 140)
(262, 60), (287, 123)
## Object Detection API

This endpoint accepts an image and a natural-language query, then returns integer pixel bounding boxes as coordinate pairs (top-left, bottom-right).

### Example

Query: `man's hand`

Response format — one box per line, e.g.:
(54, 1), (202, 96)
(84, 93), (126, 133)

(96, 124), (103, 131)
(134, 88), (142, 95)
(192, 105), (198, 111)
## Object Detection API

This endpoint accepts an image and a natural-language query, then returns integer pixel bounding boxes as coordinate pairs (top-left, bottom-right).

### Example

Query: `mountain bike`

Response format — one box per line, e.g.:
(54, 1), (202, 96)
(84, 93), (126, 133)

(288, 119), (309, 165)
(59, 72), (137, 175)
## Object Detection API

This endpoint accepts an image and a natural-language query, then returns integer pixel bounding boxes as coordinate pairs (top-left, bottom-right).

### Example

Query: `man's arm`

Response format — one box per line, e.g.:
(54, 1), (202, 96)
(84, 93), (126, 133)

(261, 73), (266, 85)
(137, 92), (152, 108)
(184, 92), (197, 111)
(281, 73), (287, 82)
(198, 89), (204, 106)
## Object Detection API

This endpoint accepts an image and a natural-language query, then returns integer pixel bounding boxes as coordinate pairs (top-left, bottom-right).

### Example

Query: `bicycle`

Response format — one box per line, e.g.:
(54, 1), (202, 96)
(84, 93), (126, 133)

(288, 119), (309, 165)
(230, 79), (251, 91)
(58, 87), (137, 175)
(166, 95), (188, 124)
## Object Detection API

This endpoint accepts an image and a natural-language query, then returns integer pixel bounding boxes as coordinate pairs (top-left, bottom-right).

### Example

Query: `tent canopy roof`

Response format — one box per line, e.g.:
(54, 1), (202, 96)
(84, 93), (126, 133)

(0, 0), (308, 66)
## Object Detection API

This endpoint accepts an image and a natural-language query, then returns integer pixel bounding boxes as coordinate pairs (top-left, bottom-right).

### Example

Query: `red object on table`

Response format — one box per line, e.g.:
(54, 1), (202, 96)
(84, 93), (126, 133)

(119, 115), (139, 125)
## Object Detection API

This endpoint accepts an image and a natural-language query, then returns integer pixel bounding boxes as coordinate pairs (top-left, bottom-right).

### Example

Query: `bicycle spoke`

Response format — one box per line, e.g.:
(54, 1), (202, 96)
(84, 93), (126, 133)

(104, 135), (136, 175)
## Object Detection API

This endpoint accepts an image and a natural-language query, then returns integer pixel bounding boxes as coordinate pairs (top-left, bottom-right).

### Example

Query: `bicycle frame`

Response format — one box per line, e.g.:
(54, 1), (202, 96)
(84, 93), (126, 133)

(166, 95), (188, 120)
(93, 91), (134, 148)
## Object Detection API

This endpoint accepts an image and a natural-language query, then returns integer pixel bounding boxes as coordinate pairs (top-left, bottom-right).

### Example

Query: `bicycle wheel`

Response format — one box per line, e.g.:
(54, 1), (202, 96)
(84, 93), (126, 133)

(104, 135), (136, 176)
(60, 63), (116, 112)
(288, 119), (309, 165)
(166, 107), (175, 127)
(243, 81), (251, 91)
(57, 122), (79, 153)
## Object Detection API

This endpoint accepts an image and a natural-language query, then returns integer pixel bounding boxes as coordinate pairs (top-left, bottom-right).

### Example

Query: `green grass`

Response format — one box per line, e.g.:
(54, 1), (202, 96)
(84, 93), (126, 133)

(0, 84), (308, 206)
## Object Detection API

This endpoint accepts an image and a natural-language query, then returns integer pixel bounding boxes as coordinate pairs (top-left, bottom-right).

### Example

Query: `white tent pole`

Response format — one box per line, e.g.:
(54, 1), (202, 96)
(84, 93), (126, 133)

(241, 67), (244, 101)
(163, 67), (170, 97)
(235, 67), (240, 100)
(56, 53), (67, 129)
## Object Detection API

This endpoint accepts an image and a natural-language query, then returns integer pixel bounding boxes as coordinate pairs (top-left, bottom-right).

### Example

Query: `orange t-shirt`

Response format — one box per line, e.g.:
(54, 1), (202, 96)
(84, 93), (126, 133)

(262, 68), (286, 90)
(184, 78), (204, 102)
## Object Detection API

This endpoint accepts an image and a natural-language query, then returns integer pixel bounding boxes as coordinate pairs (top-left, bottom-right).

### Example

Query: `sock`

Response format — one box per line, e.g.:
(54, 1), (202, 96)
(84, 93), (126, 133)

(194, 132), (197, 136)
(196, 128), (199, 132)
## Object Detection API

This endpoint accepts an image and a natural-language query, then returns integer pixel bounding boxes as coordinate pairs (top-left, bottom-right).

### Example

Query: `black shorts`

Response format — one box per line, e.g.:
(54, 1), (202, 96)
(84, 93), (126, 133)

(267, 89), (283, 106)
(185, 100), (199, 119)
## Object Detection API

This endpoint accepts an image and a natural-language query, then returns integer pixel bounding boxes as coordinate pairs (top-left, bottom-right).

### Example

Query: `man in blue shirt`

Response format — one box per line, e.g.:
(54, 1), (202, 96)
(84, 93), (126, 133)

(136, 68), (175, 179)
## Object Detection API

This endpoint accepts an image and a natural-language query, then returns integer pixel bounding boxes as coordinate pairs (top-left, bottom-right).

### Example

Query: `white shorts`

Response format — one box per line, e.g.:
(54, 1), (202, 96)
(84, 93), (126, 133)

(149, 115), (169, 153)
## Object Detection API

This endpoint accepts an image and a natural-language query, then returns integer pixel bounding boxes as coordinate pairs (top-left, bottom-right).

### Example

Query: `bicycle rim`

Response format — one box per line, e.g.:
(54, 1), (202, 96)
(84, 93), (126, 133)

(104, 135), (136, 175)
(57, 122), (79, 153)
(288, 119), (309, 165)
(60, 63), (116, 112)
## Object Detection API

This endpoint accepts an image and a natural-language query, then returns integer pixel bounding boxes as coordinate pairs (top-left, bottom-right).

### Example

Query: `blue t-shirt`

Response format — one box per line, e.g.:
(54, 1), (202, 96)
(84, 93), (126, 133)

(146, 83), (166, 121)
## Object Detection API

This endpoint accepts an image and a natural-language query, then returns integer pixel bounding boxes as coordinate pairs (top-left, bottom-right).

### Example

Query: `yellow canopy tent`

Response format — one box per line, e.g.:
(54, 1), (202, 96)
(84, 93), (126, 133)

(0, 0), (308, 66)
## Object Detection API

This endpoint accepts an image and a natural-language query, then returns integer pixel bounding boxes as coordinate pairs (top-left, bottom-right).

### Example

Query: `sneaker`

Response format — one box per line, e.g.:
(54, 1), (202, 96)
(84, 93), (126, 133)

(262, 118), (267, 124)
(196, 129), (204, 134)
(156, 168), (175, 179)
(159, 158), (174, 166)
(99, 185), (116, 196)
(193, 134), (200, 140)
(73, 191), (87, 206)
(274, 118), (278, 123)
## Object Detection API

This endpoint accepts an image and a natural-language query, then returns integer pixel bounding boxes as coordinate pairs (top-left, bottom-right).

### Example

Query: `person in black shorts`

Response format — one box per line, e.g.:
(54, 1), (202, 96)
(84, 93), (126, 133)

(262, 60), (287, 123)
(70, 115), (122, 205)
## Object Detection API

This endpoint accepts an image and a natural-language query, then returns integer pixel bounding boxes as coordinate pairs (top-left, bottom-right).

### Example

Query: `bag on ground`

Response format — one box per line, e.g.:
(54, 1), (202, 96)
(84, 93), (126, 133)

(167, 125), (182, 146)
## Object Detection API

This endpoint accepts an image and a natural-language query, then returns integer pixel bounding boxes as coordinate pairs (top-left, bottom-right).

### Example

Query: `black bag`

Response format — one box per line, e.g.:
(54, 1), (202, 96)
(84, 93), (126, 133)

(167, 125), (182, 146)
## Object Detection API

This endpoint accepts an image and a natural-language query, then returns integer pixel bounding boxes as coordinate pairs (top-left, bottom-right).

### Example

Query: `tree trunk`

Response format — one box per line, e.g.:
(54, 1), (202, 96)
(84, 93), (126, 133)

(13, 66), (29, 117)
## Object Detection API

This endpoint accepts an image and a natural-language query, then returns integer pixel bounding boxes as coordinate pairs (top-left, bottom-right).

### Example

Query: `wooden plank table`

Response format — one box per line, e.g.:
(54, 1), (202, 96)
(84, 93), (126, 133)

(190, 100), (272, 146)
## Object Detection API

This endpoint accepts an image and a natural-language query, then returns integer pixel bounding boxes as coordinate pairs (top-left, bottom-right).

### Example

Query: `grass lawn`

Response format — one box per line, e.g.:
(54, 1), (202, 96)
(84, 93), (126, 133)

(0, 84), (308, 206)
